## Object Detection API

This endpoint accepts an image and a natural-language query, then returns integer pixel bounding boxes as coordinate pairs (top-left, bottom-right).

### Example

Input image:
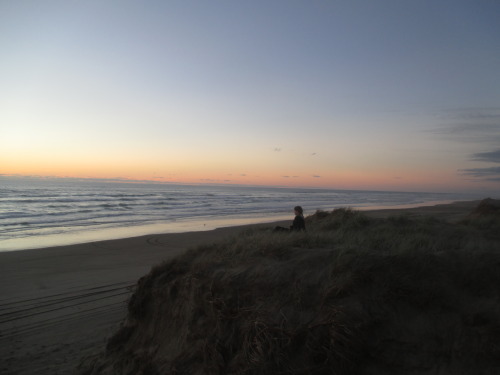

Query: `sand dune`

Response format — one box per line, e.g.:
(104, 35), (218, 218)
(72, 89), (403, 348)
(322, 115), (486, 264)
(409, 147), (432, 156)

(80, 199), (500, 374)
(0, 200), (487, 374)
(0, 225), (281, 375)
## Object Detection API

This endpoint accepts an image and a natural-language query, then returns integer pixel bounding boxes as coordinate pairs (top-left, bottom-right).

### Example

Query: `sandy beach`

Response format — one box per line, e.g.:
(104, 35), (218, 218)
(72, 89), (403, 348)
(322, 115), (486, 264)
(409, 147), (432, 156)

(0, 201), (481, 374)
(0, 221), (291, 375)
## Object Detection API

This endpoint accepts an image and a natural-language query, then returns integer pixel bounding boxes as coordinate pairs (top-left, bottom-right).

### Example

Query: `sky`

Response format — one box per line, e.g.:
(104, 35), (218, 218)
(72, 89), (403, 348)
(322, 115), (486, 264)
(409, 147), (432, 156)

(1, 0), (499, 193)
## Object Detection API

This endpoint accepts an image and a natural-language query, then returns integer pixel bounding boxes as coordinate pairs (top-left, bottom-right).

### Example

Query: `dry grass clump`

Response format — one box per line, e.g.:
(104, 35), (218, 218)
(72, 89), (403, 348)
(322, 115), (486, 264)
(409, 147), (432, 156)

(461, 198), (500, 234)
(80, 201), (500, 375)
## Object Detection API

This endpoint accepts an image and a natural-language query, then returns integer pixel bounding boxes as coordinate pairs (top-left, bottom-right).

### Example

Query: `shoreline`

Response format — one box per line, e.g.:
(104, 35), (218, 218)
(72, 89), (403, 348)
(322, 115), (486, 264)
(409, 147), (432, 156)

(0, 199), (484, 374)
(0, 214), (292, 253)
(0, 198), (473, 253)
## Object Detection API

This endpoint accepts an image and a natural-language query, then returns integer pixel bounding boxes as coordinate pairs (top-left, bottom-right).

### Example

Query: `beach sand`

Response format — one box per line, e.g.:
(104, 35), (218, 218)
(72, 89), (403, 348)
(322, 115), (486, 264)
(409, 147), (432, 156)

(0, 201), (480, 375)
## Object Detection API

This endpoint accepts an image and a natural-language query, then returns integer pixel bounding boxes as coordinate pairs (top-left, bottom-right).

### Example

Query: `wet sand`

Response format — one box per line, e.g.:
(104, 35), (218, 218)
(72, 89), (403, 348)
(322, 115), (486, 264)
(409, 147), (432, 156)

(0, 200), (480, 374)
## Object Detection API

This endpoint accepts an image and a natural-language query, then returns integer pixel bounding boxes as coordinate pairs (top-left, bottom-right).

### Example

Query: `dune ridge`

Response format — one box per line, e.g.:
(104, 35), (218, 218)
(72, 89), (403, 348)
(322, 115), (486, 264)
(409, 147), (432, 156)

(79, 199), (500, 375)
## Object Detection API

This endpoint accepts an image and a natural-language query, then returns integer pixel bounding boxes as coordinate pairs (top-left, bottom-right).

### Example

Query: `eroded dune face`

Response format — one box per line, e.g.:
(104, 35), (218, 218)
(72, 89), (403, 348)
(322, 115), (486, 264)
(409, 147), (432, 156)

(80, 207), (500, 375)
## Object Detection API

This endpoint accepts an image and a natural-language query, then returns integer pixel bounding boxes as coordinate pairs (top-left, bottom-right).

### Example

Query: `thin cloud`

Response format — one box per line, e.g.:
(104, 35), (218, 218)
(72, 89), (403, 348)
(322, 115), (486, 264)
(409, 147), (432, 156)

(438, 107), (500, 121)
(432, 124), (500, 143)
(431, 108), (500, 184)
(199, 178), (232, 182)
(471, 149), (500, 163)
(460, 166), (500, 181)
(431, 108), (500, 143)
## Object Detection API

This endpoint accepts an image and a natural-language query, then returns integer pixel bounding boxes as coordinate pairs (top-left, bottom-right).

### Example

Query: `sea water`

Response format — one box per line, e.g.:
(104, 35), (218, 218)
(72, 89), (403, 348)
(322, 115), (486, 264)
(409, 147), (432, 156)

(0, 177), (482, 251)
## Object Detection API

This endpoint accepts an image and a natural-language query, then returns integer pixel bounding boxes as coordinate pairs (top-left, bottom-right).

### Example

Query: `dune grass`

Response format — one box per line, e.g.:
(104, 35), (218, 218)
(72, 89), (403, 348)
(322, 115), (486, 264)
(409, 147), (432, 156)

(81, 204), (500, 375)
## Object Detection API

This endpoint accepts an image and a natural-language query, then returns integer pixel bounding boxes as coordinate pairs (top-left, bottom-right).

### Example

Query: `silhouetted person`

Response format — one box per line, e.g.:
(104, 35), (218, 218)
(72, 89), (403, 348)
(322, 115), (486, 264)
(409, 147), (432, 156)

(274, 206), (306, 232)
(290, 205), (306, 231)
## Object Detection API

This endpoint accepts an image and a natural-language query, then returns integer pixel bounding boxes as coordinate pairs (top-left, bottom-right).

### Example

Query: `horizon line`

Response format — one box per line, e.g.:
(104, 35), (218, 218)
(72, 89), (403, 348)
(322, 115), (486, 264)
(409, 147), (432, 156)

(0, 173), (482, 196)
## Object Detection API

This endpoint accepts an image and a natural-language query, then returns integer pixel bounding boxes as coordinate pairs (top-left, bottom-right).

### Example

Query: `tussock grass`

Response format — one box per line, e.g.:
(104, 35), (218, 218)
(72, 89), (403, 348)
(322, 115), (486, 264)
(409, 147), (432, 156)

(80, 201), (500, 375)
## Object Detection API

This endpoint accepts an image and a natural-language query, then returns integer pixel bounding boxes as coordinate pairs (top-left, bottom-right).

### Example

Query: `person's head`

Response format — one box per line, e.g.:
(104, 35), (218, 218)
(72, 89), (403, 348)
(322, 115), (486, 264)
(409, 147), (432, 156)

(294, 206), (303, 216)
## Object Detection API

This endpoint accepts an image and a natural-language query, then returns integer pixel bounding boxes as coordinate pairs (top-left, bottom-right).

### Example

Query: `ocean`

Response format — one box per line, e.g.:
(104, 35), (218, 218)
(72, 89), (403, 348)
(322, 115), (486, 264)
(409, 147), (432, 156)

(0, 177), (483, 251)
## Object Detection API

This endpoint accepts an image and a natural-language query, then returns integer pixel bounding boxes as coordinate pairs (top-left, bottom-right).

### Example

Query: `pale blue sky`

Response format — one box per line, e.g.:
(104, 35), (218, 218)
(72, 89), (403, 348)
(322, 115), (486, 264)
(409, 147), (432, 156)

(1, 1), (499, 192)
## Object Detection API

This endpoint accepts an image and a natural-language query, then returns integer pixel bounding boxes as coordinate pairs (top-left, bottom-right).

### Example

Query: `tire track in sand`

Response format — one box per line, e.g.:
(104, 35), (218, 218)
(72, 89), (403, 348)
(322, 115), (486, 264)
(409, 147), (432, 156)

(0, 281), (135, 375)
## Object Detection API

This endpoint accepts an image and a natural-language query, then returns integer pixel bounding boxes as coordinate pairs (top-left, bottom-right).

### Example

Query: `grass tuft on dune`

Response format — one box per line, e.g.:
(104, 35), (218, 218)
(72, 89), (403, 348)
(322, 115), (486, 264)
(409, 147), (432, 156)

(79, 200), (500, 375)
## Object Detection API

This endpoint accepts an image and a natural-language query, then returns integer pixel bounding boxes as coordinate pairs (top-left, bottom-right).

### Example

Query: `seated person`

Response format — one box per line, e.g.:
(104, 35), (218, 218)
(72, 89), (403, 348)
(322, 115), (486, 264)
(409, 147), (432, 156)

(275, 206), (306, 232)
(290, 205), (306, 231)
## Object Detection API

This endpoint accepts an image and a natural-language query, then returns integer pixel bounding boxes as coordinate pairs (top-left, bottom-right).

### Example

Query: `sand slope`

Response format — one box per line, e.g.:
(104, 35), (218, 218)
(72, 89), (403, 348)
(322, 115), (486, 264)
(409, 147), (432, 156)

(0, 225), (280, 375)
(0, 200), (491, 374)
(79, 200), (500, 375)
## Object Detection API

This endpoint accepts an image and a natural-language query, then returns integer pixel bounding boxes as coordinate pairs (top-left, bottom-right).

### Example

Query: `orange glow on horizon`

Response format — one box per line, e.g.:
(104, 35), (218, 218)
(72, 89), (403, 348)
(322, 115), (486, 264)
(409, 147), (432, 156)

(1, 158), (475, 192)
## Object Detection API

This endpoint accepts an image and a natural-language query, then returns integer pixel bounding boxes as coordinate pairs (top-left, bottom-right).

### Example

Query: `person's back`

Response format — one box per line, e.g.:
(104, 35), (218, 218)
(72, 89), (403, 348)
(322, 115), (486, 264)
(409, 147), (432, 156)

(290, 206), (306, 231)
(290, 214), (305, 231)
